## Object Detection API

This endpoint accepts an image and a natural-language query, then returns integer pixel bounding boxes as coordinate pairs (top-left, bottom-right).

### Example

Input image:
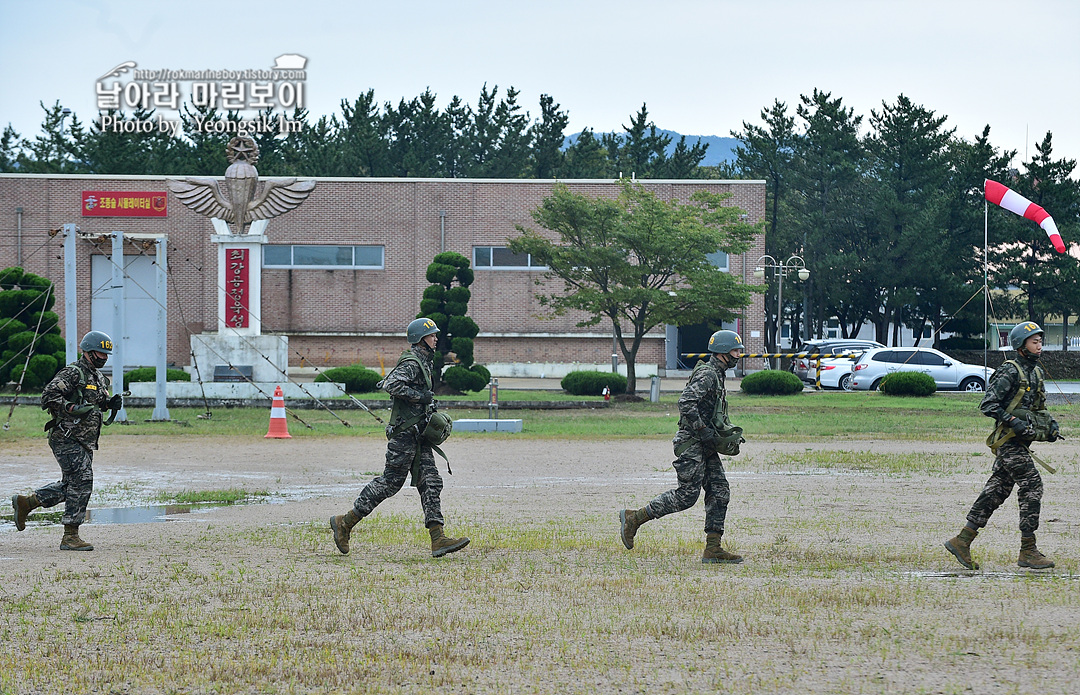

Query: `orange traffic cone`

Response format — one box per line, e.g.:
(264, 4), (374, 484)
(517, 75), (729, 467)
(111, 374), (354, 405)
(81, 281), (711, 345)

(265, 385), (292, 439)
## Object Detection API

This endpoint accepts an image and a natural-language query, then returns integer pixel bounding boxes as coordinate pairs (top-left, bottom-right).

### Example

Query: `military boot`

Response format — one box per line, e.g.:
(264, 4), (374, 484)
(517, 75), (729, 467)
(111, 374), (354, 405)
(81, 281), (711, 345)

(943, 526), (979, 570)
(329, 510), (360, 555)
(12, 493), (40, 531)
(60, 524), (93, 551)
(702, 532), (743, 564)
(1018, 536), (1054, 569)
(429, 524), (469, 558)
(619, 507), (651, 550)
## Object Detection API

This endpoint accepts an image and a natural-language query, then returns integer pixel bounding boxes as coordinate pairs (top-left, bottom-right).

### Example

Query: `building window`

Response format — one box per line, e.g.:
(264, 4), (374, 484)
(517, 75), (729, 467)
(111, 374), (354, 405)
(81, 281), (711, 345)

(474, 246), (547, 270)
(263, 245), (384, 269)
(706, 250), (729, 271)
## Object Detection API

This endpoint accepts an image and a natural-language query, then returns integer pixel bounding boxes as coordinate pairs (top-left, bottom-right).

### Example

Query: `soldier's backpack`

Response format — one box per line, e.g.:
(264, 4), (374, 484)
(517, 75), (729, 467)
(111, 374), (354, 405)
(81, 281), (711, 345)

(986, 359), (1054, 451)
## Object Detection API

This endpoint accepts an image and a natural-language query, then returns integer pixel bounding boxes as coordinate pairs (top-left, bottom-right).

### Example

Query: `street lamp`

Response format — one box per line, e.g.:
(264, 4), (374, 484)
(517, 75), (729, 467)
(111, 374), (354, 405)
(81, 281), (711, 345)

(754, 255), (810, 366)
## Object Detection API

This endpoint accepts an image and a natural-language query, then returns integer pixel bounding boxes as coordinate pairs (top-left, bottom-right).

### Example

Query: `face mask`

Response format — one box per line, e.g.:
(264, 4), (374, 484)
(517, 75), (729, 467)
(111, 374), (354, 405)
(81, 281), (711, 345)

(87, 353), (108, 369)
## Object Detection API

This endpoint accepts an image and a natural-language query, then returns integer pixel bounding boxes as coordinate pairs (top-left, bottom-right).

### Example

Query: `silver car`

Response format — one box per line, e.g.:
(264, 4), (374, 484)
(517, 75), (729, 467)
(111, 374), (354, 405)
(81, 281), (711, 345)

(850, 347), (990, 391)
(793, 339), (885, 387)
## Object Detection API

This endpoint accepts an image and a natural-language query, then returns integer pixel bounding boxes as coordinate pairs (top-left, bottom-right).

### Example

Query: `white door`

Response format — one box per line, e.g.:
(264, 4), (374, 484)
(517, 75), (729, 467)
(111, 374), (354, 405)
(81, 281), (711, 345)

(91, 255), (157, 367)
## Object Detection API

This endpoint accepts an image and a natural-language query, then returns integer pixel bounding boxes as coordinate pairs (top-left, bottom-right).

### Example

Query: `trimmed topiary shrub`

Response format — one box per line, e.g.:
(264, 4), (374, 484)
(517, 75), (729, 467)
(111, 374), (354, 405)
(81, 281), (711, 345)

(561, 370), (627, 396)
(0, 268), (62, 388)
(740, 369), (805, 395)
(314, 365), (382, 393)
(879, 371), (936, 396)
(124, 367), (192, 390)
(442, 364), (489, 393)
(10, 353), (58, 391)
(419, 251), (485, 392)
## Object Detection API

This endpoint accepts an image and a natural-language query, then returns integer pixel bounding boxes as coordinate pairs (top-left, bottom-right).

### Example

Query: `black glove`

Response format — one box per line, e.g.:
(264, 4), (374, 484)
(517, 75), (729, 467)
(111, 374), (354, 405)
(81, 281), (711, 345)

(1049, 419), (1063, 441)
(1006, 415), (1035, 438)
(419, 390), (434, 405)
(106, 394), (123, 411)
(67, 403), (96, 417)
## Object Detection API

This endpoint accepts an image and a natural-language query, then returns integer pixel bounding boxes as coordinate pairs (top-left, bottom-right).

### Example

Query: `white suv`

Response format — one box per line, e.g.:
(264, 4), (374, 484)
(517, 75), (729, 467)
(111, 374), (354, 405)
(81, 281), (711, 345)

(850, 347), (990, 391)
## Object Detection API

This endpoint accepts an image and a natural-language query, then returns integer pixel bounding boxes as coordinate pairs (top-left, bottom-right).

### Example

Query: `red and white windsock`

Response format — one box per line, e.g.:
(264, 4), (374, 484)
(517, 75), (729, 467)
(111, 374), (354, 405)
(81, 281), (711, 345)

(984, 179), (1065, 253)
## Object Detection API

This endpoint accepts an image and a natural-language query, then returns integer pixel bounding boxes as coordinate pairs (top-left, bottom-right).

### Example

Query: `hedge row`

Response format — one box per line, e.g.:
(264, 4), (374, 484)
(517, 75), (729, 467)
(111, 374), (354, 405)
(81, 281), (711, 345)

(561, 371), (627, 396)
(878, 371), (936, 396)
(740, 369), (804, 395)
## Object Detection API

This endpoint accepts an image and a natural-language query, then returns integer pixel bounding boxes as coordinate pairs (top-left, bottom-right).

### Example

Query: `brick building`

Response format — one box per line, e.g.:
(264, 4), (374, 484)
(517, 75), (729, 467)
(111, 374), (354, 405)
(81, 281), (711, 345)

(0, 174), (767, 376)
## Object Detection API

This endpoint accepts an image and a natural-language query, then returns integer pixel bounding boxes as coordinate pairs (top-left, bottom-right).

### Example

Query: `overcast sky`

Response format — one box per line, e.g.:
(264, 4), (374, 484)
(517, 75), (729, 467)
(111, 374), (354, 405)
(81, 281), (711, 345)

(1, 0), (1077, 168)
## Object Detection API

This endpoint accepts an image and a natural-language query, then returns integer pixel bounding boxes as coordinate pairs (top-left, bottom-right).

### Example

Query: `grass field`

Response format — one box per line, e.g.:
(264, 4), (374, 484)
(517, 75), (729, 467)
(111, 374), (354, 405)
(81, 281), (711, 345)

(5, 390), (1070, 441)
(2, 391), (1079, 693)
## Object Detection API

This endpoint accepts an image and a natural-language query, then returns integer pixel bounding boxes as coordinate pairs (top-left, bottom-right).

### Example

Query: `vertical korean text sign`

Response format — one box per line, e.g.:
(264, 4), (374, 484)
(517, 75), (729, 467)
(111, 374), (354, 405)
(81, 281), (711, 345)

(226, 248), (249, 328)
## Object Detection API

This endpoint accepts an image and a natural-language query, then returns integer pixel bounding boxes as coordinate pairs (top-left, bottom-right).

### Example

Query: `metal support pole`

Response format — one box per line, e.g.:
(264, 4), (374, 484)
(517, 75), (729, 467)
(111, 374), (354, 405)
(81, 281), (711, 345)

(15, 207), (23, 267)
(775, 269), (783, 370)
(63, 224), (78, 364)
(110, 232), (127, 423)
(439, 210), (446, 253)
(488, 377), (499, 419)
(151, 237), (170, 421)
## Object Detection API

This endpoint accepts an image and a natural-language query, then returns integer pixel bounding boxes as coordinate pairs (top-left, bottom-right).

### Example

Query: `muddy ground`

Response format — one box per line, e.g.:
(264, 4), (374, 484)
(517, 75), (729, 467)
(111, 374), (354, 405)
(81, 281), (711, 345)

(2, 435), (1079, 694)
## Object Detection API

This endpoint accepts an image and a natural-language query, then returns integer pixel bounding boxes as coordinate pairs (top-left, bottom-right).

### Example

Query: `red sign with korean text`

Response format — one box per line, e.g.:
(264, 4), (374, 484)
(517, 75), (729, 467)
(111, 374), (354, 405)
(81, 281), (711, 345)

(226, 248), (250, 328)
(82, 191), (167, 217)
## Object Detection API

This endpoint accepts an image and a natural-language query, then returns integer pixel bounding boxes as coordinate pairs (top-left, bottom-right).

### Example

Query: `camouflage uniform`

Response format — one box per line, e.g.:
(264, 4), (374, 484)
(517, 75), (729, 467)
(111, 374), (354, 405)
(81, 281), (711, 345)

(645, 355), (731, 534)
(35, 356), (112, 526)
(968, 355), (1045, 533)
(351, 344), (444, 527)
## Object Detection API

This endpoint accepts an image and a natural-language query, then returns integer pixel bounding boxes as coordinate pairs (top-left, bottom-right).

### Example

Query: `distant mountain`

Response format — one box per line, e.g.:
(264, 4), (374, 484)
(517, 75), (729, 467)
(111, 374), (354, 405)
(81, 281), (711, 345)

(563, 129), (738, 167)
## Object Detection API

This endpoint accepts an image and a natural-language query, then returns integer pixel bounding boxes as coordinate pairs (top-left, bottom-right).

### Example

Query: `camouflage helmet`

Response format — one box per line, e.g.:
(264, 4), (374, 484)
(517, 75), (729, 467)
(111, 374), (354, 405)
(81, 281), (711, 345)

(407, 317), (440, 344)
(707, 329), (744, 355)
(1009, 322), (1044, 351)
(79, 330), (113, 355)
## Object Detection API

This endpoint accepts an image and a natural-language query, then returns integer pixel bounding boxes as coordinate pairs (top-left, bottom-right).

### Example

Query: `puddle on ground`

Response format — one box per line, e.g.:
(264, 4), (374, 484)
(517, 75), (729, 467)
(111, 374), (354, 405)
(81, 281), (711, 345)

(905, 570), (1080, 580)
(1, 501), (257, 530)
(86, 504), (211, 524)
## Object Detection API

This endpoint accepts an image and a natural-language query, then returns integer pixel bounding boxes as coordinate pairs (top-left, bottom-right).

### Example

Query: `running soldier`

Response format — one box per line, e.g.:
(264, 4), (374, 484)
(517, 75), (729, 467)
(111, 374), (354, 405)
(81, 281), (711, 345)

(11, 331), (121, 550)
(619, 329), (745, 564)
(945, 322), (1061, 570)
(330, 318), (469, 558)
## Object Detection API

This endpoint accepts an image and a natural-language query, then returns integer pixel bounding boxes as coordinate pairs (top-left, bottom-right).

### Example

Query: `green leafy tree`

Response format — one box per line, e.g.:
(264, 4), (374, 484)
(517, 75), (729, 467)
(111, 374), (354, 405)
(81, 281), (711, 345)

(659, 136), (710, 179)
(563, 129), (610, 178)
(0, 267), (63, 390)
(178, 102), (231, 175)
(17, 101), (84, 173)
(920, 126), (1016, 345)
(418, 252), (485, 392)
(731, 99), (796, 351)
(0, 125), (21, 172)
(487, 86), (531, 178)
(336, 91), (387, 176)
(602, 104), (672, 179)
(863, 94), (955, 345)
(789, 90), (866, 342)
(988, 133), (1080, 335)
(384, 89), (454, 177)
(529, 94), (569, 179)
(509, 181), (758, 395)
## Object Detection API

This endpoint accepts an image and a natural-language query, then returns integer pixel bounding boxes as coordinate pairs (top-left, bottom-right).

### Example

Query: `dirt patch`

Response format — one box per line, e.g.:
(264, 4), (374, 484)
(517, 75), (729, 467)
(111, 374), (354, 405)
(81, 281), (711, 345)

(2, 434), (1079, 693)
